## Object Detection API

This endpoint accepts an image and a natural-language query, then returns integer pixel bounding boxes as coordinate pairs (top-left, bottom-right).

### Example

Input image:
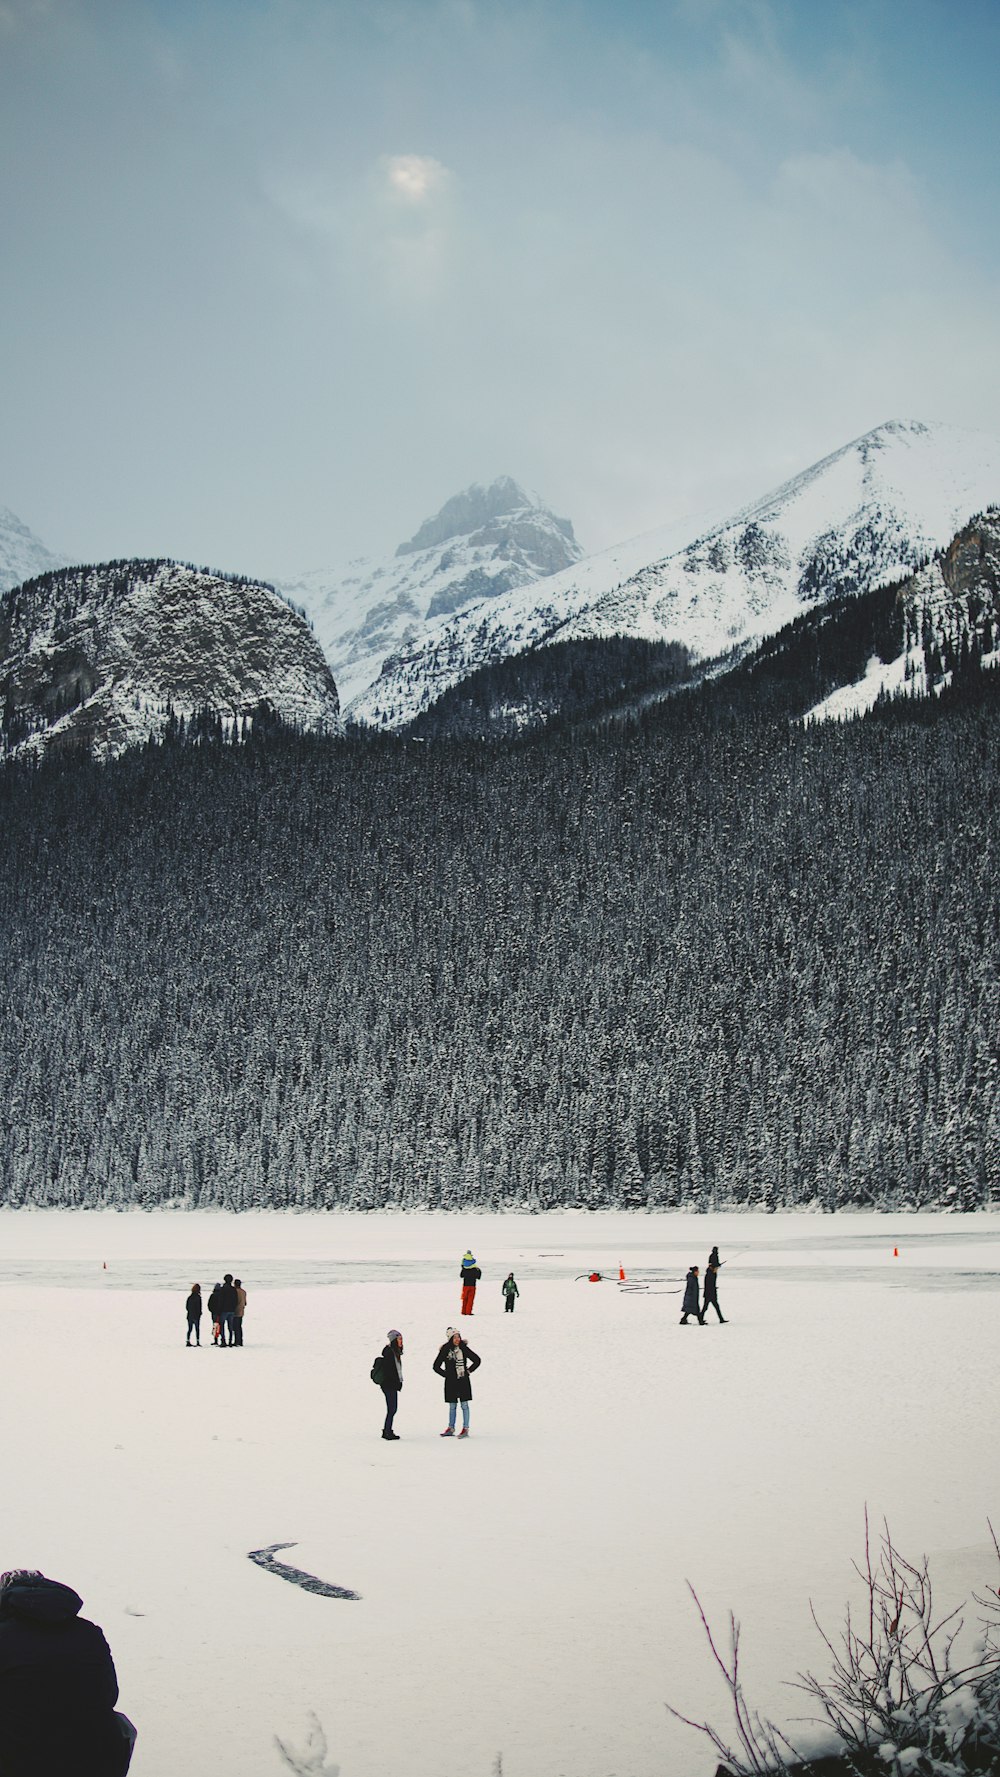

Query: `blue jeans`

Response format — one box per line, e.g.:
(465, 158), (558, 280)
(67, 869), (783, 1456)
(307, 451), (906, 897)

(220, 1312), (236, 1345)
(383, 1389), (398, 1433)
(448, 1399), (470, 1431)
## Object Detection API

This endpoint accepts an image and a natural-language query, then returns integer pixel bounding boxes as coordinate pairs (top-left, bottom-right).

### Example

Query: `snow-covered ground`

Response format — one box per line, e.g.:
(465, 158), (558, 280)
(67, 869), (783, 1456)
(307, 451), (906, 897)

(1, 1209), (998, 1777)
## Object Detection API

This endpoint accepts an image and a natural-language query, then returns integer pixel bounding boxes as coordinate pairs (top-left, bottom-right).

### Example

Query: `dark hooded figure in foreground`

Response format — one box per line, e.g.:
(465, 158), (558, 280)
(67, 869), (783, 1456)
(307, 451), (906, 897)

(0, 1569), (135, 1775)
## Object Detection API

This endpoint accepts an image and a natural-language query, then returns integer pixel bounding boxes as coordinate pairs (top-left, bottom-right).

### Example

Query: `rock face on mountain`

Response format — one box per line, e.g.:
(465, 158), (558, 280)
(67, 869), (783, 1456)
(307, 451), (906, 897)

(0, 505), (66, 595)
(279, 477), (582, 712)
(0, 558), (341, 761)
(805, 507), (1000, 722)
(350, 420), (1000, 730)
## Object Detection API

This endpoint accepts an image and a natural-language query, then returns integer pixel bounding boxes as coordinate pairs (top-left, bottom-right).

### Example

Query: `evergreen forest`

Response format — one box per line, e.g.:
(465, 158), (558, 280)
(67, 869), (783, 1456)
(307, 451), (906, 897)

(1, 670), (999, 1212)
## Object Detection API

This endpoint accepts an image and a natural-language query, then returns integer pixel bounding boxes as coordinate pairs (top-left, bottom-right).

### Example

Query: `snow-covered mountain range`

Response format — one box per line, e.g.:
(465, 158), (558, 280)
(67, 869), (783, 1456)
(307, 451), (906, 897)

(350, 420), (1000, 729)
(0, 559), (341, 761)
(278, 476), (582, 711)
(0, 505), (66, 595)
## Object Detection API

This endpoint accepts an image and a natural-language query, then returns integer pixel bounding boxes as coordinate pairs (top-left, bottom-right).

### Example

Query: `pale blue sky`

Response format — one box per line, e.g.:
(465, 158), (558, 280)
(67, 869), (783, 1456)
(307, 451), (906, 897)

(1, 0), (998, 575)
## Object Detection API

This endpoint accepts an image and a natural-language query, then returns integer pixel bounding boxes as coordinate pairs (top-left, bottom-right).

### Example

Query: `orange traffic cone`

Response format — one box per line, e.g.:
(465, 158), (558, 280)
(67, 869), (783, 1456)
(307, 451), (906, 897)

(893, 1247), (899, 1258)
(619, 1262), (626, 1281)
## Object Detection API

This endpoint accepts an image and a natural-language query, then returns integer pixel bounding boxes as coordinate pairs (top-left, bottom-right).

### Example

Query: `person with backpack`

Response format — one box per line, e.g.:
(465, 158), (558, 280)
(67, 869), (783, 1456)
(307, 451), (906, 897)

(434, 1327), (481, 1437)
(460, 1251), (481, 1315)
(702, 1261), (727, 1323)
(501, 1272), (519, 1313)
(680, 1265), (704, 1325)
(185, 1283), (202, 1346)
(0, 1568), (137, 1775)
(375, 1330), (404, 1440)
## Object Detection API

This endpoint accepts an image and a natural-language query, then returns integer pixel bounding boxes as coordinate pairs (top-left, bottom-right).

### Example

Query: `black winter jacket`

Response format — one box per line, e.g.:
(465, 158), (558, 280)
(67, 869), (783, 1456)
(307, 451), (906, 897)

(381, 1341), (403, 1394)
(433, 1340), (481, 1402)
(0, 1577), (129, 1776)
(460, 1265), (481, 1287)
(682, 1270), (701, 1313)
(703, 1268), (719, 1305)
(185, 1292), (202, 1320)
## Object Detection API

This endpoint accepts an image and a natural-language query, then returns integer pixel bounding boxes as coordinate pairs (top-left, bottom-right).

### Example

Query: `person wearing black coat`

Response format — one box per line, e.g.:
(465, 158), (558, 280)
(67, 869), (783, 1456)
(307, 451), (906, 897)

(380, 1330), (404, 1440)
(680, 1266), (704, 1325)
(708, 1246), (723, 1271)
(433, 1328), (481, 1436)
(0, 1570), (135, 1776)
(185, 1283), (202, 1346)
(702, 1262), (727, 1323)
(216, 1274), (239, 1347)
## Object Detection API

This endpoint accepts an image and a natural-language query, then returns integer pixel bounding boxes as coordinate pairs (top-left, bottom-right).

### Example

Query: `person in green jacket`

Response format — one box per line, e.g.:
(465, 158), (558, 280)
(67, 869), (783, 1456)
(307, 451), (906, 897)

(502, 1272), (520, 1313)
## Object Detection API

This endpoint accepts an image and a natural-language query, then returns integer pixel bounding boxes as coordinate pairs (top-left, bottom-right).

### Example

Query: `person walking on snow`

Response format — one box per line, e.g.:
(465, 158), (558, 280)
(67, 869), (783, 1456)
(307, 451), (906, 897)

(502, 1272), (519, 1313)
(460, 1252), (481, 1316)
(680, 1266), (704, 1325)
(434, 1327), (481, 1436)
(207, 1282), (223, 1345)
(708, 1245), (723, 1272)
(185, 1284), (202, 1346)
(380, 1330), (404, 1440)
(702, 1261), (727, 1323)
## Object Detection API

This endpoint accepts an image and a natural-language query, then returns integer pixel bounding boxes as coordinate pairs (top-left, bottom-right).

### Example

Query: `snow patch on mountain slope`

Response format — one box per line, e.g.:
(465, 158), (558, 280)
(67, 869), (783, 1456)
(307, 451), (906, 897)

(352, 421), (1000, 730)
(278, 478), (582, 710)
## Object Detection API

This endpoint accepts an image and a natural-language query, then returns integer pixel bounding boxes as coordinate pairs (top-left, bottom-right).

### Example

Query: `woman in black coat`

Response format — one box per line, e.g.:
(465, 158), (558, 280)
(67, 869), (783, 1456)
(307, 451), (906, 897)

(380, 1330), (403, 1440)
(433, 1328), (481, 1437)
(185, 1284), (202, 1347)
(680, 1266), (703, 1325)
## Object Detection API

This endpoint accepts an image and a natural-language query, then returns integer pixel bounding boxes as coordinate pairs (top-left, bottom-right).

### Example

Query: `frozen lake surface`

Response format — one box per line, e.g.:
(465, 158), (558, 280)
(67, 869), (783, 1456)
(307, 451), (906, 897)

(1, 1209), (998, 1777)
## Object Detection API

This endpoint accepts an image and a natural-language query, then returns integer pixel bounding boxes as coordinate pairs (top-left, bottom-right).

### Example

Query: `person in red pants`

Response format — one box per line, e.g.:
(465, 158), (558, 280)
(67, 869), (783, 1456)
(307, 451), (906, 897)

(460, 1251), (481, 1314)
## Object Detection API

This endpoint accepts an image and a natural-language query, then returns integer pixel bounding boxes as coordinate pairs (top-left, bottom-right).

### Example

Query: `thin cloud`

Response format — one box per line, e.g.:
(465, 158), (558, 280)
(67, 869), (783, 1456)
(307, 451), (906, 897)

(381, 153), (452, 205)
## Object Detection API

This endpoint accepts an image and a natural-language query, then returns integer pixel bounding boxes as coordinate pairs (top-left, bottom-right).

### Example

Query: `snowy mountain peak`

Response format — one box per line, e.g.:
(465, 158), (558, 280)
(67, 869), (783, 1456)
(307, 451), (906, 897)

(349, 418), (1000, 730)
(279, 478), (583, 711)
(395, 476), (569, 556)
(0, 504), (67, 595)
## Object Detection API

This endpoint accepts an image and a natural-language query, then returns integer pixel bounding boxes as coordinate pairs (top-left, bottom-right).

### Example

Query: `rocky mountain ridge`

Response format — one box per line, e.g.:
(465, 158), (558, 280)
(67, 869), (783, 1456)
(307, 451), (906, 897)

(1, 558), (341, 761)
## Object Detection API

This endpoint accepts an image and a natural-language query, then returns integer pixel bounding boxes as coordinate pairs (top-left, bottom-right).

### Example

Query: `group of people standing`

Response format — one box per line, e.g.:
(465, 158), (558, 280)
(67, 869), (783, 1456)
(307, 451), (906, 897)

(184, 1275), (247, 1346)
(377, 1326), (483, 1441)
(377, 1250), (520, 1441)
(680, 1247), (727, 1324)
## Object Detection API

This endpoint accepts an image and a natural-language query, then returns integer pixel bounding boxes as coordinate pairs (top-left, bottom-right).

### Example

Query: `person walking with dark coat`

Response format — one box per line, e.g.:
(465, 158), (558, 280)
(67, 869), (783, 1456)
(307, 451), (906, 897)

(216, 1274), (238, 1346)
(680, 1266), (704, 1325)
(185, 1284), (202, 1346)
(702, 1262), (727, 1323)
(501, 1272), (519, 1313)
(380, 1330), (404, 1439)
(460, 1252), (481, 1316)
(708, 1245), (723, 1272)
(0, 1569), (136, 1776)
(207, 1282), (223, 1345)
(434, 1327), (481, 1436)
